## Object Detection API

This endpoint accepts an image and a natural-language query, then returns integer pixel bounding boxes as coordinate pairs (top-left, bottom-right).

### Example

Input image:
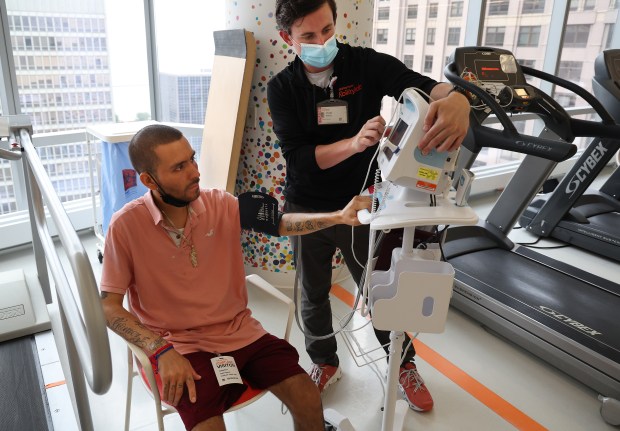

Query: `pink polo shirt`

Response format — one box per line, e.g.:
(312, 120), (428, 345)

(100, 188), (266, 354)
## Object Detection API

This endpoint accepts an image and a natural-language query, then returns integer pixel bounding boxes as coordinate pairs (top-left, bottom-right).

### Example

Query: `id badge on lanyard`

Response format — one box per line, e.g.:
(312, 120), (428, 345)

(317, 76), (348, 126)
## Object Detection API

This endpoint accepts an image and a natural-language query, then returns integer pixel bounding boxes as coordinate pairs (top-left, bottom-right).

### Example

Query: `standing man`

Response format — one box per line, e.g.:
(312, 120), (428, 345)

(267, 0), (470, 413)
(99, 124), (371, 431)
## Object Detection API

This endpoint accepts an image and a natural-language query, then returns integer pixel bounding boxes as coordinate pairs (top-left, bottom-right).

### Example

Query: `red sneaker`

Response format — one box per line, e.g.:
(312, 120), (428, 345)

(398, 362), (434, 412)
(309, 363), (342, 393)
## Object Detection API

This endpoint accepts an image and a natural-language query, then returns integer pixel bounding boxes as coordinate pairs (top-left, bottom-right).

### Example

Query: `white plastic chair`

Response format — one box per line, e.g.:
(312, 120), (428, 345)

(123, 274), (295, 431)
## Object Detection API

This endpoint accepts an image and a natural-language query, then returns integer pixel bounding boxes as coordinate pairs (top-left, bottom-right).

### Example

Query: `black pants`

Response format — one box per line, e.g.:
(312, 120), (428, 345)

(285, 201), (416, 367)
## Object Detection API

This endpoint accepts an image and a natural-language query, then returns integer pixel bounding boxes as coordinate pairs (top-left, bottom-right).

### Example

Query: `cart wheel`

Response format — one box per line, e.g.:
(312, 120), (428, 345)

(97, 250), (103, 264)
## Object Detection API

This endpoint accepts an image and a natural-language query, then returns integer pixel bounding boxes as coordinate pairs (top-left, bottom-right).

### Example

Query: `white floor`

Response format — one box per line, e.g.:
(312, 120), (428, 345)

(1, 185), (619, 431)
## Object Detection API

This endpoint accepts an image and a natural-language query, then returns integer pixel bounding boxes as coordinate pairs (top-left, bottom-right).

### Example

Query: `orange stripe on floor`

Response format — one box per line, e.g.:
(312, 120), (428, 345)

(45, 380), (66, 389)
(330, 283), (547, 431)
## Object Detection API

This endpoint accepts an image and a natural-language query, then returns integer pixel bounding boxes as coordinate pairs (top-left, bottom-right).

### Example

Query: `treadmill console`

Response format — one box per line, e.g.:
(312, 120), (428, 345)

(447, 47), (573, 142)
(448, 47), (525, 123)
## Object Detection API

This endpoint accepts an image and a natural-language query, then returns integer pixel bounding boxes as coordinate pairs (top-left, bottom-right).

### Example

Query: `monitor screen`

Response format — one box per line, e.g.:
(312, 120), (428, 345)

(515, 87), (528, 97)
(390, 118), (409, 146)
(475, 59), (509, 82)
(384, 118), (409, 160)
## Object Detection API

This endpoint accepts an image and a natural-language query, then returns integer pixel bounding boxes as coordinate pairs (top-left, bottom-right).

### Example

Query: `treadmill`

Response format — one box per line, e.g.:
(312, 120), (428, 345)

(443, 46), (620, 425)
(518, 49), (620, 262)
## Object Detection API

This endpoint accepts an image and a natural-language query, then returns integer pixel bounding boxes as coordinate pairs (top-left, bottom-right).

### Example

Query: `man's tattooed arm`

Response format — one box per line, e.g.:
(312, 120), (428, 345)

(100, 291), (167, 355)
(282, 218), (331, 234)
(277, 195), (371, 236)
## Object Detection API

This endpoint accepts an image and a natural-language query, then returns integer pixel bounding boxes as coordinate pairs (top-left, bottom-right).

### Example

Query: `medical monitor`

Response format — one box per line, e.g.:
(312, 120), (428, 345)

(378, 88), (458, 196)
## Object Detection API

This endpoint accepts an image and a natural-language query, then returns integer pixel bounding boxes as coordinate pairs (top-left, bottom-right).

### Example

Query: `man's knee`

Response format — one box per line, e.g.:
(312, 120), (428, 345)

(272, 373), (323, 412)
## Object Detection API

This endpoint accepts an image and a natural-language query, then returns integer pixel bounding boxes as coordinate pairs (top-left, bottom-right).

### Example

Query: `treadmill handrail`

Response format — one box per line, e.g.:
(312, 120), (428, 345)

(569, 118), (620, 141)
(15, 127), (112, 431)
(444, 62), (577, 162)
(472, 126), (576, 162)
(18, 128), (112, 394)
(0, 146), (21, 161)
(521, 65), (616, 125)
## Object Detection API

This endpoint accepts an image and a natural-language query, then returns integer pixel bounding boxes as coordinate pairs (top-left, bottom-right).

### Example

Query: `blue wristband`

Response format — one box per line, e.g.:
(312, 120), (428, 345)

(149, 343), (174, 372)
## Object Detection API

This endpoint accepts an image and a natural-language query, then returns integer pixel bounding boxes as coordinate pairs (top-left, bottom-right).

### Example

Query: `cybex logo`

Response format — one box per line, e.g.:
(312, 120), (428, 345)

(515, 141), (551, 152)
(565, 142), (608, 198)
(539, 306), (602, 336)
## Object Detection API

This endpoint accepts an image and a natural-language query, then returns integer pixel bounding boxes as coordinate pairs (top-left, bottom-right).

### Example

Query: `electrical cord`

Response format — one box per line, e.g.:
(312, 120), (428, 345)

(291, 229), (386, 340)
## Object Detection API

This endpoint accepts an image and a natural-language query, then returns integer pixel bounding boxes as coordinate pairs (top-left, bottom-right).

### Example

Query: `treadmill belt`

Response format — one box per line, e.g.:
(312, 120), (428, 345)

(448, 248), (620, 363)
(0, 336), (52, 430)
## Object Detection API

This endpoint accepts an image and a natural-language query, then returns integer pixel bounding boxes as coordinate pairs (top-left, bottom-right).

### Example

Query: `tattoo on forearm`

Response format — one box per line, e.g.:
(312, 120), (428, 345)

(284, 217), (331, 233)
(317, 220), (328, 229)
(108, 316), (161, 350)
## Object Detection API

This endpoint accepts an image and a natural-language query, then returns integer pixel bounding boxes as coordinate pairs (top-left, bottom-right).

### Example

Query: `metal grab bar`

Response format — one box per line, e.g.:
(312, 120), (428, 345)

(8, 121), (112, 431)
(0, 146), (21, 160)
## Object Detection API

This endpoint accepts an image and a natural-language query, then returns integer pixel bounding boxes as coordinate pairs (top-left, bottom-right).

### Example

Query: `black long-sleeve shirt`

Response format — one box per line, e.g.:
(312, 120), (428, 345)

(267, 42), (438, 211)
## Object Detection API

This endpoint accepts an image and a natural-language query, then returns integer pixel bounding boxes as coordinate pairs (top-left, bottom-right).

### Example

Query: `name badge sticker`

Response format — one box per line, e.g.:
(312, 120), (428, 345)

(210, 355), (243, 386)
(317, 99), (349, 125)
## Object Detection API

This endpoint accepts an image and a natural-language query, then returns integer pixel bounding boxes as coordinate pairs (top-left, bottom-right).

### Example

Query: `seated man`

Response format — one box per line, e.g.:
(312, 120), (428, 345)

(99, 124), (371, 431)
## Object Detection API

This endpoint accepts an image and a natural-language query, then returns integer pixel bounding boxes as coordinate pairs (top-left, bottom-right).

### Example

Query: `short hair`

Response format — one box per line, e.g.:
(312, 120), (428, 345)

(275, 0), (337, 34)
(128, 124), (183, 174)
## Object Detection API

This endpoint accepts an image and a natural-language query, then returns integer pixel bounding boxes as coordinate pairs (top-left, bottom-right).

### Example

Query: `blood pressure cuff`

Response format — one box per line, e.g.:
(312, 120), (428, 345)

(238, 191), (283, 236)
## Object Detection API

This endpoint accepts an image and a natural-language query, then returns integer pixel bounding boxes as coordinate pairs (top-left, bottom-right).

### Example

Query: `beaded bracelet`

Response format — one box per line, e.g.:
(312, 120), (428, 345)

(149, 343), (174, 372)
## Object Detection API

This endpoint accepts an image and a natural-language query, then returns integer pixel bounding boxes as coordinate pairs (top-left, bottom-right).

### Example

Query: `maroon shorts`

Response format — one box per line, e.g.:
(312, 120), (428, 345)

(175, 334), (304, 430)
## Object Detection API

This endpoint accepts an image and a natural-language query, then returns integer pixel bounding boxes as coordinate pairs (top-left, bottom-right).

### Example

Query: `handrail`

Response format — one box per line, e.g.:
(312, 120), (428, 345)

(13, 124), (112, 431)
(0, 146), (20, 160)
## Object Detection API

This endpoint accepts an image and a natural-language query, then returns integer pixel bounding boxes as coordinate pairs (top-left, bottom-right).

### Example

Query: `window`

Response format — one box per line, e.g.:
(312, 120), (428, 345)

(405, 28), (416, 44)
(407, 4), (418, 19)
(519, 59), (536, 81)
(447, 27), (460, 45)
(403, 54), (414, 69)
(488, 0), (510, 15)
(604, 23), (615, 49)
(522, 0), (545, 13)
(556, 94), (577, 108)
(518, 58), (534, 70)
(7, 1), (154, 133)
(426, 27), (436, 45)
(450, 1), (464, 17)
(424, 55), (433, 73)
(569, 0), (579, 10)
(376, 28), (388, 44)
(564, 24), (591, 47)
(485, 26), (505, 46)
(584, 0), (596, 10)
(517, 26), (541, 46)
(558, 60), (583, 82)
(429, 3), (439, 18)
(378, 7), (390, 20)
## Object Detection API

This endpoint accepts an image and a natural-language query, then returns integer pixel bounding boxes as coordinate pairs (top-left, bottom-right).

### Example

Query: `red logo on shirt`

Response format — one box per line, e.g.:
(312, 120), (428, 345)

(338, 84), (362, 98)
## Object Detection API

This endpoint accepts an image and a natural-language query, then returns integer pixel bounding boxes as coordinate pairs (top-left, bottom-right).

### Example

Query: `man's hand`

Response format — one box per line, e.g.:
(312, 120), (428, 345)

(338, 195), (372, 226)
(418, 89), (470, 155)
(157, 349), (202, 406)
(351, 116), (386, 153)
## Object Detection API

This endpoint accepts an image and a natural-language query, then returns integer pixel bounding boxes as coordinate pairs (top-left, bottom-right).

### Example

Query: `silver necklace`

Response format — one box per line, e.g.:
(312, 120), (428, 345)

(161, 206), (198, 268)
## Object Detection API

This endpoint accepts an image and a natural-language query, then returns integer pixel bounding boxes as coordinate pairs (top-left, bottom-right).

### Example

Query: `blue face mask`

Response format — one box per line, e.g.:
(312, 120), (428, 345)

(295, 34), (339, 68)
